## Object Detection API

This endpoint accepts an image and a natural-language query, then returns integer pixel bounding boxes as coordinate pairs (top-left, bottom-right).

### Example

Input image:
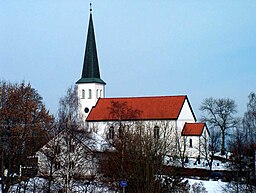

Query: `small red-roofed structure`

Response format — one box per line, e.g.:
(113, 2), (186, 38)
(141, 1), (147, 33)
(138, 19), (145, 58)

(181, 123), (210, 158)
(182, 123), (209, 136)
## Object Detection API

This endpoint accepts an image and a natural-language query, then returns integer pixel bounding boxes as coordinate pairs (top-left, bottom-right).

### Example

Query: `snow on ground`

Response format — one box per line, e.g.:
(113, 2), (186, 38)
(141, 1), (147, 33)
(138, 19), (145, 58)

(188, 178), (227, 193)
(184, 158), (230, 171)
(3, 177), (115, 193)
(1, 178), (227, 193)
(165, 155), (231, 171)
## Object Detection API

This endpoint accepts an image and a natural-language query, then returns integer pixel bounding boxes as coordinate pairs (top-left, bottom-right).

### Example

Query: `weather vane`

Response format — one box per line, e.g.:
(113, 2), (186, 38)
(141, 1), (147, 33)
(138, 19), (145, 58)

(90, 2), (92, 13)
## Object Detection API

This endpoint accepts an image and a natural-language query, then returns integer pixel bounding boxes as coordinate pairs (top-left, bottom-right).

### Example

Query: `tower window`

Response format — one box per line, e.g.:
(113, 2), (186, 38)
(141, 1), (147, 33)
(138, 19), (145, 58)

(82, 89), (85, 99)
(96, 89), (99, 98)
(154, 126), (160, 139)
(88, 89), (92, 99)
(100, 89), (102, 98)
(189, 138), (193, 148)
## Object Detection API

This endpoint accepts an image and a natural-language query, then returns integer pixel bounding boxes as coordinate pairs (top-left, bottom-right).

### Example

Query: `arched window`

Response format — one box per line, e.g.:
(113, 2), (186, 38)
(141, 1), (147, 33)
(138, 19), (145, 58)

(88, 89), (92, 99)
(96, 89), (99, 98)
(154, 126), (160, 139)
(82, 89), (85, 99)
(108, 126), (114, 139)
(119, 127), (123, 138)
(100, 89), (102, 97)
(189, 138), (193, 148)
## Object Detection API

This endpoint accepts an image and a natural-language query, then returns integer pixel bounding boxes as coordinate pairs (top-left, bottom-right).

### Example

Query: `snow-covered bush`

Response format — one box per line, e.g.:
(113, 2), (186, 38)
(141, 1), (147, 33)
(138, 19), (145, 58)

(190, 182), (208, 193)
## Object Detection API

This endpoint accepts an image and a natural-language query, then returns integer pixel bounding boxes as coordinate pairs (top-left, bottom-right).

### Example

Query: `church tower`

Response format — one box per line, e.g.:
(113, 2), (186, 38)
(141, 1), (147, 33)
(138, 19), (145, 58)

(76, 5), (106, 120)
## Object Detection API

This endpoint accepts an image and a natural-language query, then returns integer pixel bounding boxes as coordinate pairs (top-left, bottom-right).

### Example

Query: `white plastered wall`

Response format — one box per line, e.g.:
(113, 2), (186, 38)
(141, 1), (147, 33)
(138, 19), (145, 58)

(177, 99), (196, 133)
(89, 120), (177, 157)
(77, 83), (105, 120)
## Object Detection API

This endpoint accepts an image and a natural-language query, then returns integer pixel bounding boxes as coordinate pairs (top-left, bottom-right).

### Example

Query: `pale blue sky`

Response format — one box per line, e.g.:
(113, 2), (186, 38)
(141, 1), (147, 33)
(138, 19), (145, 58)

(1, 1), (256, 117)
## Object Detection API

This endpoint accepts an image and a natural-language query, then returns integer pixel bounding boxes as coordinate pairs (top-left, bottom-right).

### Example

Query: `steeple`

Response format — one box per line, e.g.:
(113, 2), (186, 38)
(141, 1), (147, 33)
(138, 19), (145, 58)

(76, 6), (106, 85)
(76, 4), (106, 120)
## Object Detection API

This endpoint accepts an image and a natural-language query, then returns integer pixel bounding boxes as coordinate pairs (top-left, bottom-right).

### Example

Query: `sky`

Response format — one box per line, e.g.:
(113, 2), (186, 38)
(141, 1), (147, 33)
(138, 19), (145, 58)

(1, 0), (256, 118)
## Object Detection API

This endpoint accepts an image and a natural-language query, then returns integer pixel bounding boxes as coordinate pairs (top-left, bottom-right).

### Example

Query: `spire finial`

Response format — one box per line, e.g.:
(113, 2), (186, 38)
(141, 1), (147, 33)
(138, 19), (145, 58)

(90, 2), (92, 13)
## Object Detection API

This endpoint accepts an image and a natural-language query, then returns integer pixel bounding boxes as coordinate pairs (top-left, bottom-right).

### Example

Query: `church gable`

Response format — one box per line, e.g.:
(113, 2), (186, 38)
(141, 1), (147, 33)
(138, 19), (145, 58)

(177, 98), (196, 122)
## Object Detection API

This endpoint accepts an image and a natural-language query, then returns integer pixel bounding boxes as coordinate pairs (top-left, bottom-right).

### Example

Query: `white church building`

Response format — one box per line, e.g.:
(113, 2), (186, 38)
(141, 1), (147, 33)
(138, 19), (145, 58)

(38, 7), (209, 182)
(76, 9), (209, 160)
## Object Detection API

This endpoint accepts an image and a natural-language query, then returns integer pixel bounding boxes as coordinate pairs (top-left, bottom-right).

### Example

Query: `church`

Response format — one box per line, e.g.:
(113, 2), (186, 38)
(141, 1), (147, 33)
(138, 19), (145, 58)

(76, 8), (209, 160)
(37, 6), (209, 182)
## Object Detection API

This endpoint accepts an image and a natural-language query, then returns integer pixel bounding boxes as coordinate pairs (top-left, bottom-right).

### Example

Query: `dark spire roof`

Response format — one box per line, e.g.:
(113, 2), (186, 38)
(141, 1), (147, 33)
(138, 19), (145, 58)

(76, 10), (106, 85)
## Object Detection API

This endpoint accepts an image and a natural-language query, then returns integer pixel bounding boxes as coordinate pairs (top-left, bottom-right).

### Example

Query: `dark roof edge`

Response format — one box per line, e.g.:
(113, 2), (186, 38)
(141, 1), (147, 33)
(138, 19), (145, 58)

(86, 117), (178, 122)
(76, 78), (106, 85)
(97, 95), (187, 100)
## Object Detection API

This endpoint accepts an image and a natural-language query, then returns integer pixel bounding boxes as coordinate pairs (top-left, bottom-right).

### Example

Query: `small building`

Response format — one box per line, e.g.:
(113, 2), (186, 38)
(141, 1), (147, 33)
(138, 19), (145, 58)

(181, 122), (210, 158)
(37, 129), (111, 185)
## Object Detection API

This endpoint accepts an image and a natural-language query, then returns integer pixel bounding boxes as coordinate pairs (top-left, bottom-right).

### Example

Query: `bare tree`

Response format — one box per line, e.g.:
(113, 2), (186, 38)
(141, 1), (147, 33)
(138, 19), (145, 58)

(226, 128), (256, 193)
(243, 92), (256, 146)
(201, 128), (220, 171)
(37, 130), (63, 193)
(99, 101), (188, 193)
(57, 85), (84, 132)
(0, 81), (54, 193)
(176, 131), (188, 168)
(56, 85), (87, 192)
(200, 97), (240, 155)
(37, 85), (97, 193)
(38, 129), (96, 192)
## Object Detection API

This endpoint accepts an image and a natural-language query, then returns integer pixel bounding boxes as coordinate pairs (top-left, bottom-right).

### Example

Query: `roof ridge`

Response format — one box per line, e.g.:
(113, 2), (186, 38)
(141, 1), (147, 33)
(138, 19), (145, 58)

(100, 95), (187, 100)
(87, 95), (191, 121)
(186, 122), (205, 125)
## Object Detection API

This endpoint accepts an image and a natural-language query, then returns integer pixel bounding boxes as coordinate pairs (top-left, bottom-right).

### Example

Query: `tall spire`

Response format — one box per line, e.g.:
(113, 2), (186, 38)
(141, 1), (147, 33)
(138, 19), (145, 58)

(76, 4), (106, 85)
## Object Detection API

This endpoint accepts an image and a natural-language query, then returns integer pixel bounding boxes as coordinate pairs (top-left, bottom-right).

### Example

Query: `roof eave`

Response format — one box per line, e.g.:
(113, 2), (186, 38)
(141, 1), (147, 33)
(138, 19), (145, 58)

(86, 117), (178, 122)
(76, 78), (106, 85)
(181, 134), (202, 136)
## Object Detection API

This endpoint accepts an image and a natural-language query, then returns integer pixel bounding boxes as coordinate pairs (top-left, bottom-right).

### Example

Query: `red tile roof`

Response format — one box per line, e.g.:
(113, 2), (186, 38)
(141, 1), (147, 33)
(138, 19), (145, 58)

(181, 123), (207, 136)
(87, 96), (193, 121)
